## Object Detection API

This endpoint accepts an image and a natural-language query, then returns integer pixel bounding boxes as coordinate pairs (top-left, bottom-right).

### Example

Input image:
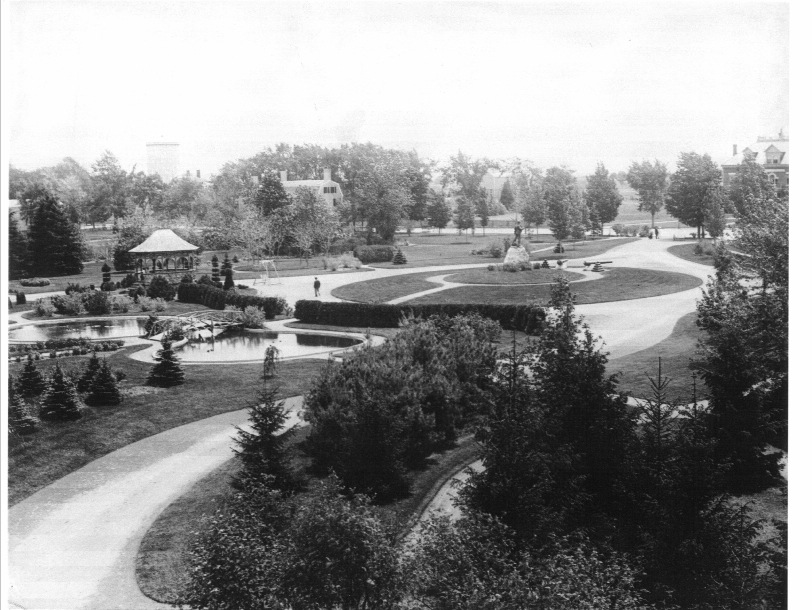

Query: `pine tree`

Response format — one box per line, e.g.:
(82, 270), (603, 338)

(148, 339), (185, 387)
(77, 351), (102, 393)
(40, 363), (83, 421)
(8, 377), (39, 435)
(25, 188), (84, 276)
(392, 248), (407, 265)
(85, 359), (122, 406)
(233, 385), (300, 493)
(9, 211), (29, 280)
(499, 179), (515, 211)
(18, 354), (47, 397)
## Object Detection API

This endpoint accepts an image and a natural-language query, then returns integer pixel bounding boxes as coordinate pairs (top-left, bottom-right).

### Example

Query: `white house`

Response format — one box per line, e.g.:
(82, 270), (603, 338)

(281, 168), (343, 207)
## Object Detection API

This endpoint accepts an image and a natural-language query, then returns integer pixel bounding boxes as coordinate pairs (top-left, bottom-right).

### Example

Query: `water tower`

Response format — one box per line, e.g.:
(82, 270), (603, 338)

(146, 141), (180, 182)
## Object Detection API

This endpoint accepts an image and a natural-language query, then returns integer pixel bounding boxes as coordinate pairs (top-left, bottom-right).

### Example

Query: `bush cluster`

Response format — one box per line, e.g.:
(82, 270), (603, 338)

(146, 275), (176, 301)
(294, 300), (545, 333)
(19, 278), (51, 287)
(321, 253), (363, 271)
(9, 337), (124, 356)
(15, 291), (26, 305)
(177, 282), (287, 319)
(353, 245), (395, 264)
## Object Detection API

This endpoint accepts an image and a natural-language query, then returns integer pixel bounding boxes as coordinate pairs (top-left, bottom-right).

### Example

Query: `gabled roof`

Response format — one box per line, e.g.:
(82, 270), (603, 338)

(722, 137), (789, 167)
(129, 229), (199, 253)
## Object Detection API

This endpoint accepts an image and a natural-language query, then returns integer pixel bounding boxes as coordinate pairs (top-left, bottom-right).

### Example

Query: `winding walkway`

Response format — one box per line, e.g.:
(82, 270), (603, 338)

(7, 234), (713, 609)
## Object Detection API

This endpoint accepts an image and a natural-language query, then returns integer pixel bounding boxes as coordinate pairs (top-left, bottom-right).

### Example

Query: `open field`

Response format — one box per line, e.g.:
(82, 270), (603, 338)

(8, 349), (327, 505)
(403, 268), (702, 306)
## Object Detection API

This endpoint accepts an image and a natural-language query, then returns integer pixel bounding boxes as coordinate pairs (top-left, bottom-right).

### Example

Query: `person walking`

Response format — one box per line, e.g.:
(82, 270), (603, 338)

(314, 277), (321, 297)
(654, 226), (659, 239)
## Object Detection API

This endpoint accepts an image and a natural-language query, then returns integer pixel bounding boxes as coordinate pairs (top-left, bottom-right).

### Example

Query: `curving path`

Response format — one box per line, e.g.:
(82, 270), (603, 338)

(7, 233), (713, 609)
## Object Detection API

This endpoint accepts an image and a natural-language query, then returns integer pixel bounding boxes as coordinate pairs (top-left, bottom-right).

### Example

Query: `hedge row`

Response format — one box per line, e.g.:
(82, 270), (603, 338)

(353, 245), (396, 264)
(294, 300), (545, 333)
(177, 282), (287, 319)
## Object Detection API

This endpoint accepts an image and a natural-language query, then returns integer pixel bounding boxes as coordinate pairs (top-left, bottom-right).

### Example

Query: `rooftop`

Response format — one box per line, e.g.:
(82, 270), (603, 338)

(129, 229), (199, 253)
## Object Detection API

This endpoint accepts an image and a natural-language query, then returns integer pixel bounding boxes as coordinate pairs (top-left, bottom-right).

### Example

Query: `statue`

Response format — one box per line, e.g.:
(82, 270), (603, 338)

(513, 223), (523, 246)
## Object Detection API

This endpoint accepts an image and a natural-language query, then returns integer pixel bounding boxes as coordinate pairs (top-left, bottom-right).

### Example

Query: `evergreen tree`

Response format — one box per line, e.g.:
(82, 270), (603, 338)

(499, 178), (515, 210)
(77, 351), (102, 393)
(147, 338), (185, 387)
(392, 248), (407, 264)
(40, 363), (83, 421)
(222, 255), (235, 290)
(253, 172), (291, 216)
(9, 211), (29, 280)
(210, 255), (220, 282)
(101, 262), (112, 285)
(585, 162), (623, 234)
(8, 377), (40, 435)
(85, 358), (122, 406)
(18, 353), (47, 397)
(25, 188), (84, 276)
(233, 386), (300, 493)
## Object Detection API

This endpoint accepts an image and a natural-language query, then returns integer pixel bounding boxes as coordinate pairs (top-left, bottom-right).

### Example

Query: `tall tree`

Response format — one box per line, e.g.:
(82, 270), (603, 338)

(726, 155), (777, 219)
(665, 152), (722, 239)
(8, 211), (29, 279)
(543, 166), (578, 242)
(585, 163), (623, 234)
(627, 159), (669, 227)
(425, 191), (451, 233)
(475, 191), (489, 234)
(88, 151), (130, 223)
(499, 178), (515, 211)
(253, 172), (290, 216)
(454, 196), (476, 234)
(26, 188), (85, 276)
(127, 171), (166, 212)
(158, 175), (204, 220)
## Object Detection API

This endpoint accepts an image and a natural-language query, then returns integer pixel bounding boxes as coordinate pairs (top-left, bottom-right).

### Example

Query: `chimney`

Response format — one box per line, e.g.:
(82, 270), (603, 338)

(280, 170), (288, 182)
(733, 144), (737, 156)
(323, 167), (331, 182)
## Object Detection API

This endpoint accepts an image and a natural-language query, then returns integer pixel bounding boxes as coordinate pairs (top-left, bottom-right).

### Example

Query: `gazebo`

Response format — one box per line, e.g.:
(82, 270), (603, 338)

(129, 229), (200, 277)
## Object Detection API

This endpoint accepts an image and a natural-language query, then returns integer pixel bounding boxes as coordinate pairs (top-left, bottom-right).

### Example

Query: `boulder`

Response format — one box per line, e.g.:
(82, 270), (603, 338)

(503, 246), (530, 265)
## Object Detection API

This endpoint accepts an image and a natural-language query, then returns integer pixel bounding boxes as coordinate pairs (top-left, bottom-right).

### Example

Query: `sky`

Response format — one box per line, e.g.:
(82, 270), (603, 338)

(3, 1), (790, 178)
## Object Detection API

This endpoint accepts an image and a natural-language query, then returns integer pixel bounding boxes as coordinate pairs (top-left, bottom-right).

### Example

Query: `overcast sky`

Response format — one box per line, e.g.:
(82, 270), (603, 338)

(4, 1), (789, 178)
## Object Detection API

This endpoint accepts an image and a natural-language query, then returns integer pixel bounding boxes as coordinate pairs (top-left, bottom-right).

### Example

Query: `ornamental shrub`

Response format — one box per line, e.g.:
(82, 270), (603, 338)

(553, 243), (565, 254)
(503, 262), (518, 272)
(210, 255), (220, 281)
(147, 339), (185, 387)
(65, 283), (88, 295)
(488, 241), (504, 258)
(51, 294), (85, 316)
(85, 358), (121, 406)
(392, 248), (407, 265)
(16, 291), (26, 305)
(541, 259), (551, 269)
(20, 278), (51, 287)
(353, 245), (395, 264)
(101, 262), (111, 284)
(40, 363), (82, 421)
(240, 306), (266, 329)
(128, 285), (147, 300)
(83, 290), (111, 315)
(147, 275), (176, 301)
(487, 264), (496, 271)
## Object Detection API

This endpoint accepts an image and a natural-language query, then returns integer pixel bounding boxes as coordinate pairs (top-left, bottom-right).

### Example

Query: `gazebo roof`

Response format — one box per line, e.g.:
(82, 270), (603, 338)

(129, 229), (199, 254)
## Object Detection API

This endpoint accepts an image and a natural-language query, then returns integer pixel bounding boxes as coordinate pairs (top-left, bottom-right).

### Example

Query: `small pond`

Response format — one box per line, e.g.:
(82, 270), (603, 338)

(9, 318), (148, 343)
(175, 331), (363, 362)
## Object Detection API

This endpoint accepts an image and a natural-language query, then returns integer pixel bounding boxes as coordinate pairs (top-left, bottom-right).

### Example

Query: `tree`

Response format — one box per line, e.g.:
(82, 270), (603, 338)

(585, 162), (623, 233)
(9, 211), (29, 279)
(25, 188), (85, 276)
(8, 379), (40, 436)
(475, 190), (489, 234)
(253, 172), (291, 216)
(147, 275), (176, 300)
(627, 159), (669, 227)
(18, 354), (47, 398)
(127, 171), (165, 213)
(157, 175), (204, 219)
(40, 363), (82, 421)
(705, 187), (727, 240)
(454, 196), (476, 234)
(85, 359), (121, 406)
(77, 351), (102, 393)
(233, 386), (300, 493)
(112, 208), (157, 271)
(88, 151), (130, 223)
(665, 152), (722, 239)
(425, 191), (451, 233)
(499, 178), (515, 210)
(147, 338), (185, 387)
(543, 166), (578, 242)
(726, 155), (777, 219)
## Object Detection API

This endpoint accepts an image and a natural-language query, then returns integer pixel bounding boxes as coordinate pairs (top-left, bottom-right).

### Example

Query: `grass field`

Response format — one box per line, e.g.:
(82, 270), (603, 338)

(406, 268), (702, 306)
(667, 242), (716, 266)
(445, 268), (582, 285)
(606, 311), (708, 400)
(8, 350), (327, 505)
(332, 271), (448, 303)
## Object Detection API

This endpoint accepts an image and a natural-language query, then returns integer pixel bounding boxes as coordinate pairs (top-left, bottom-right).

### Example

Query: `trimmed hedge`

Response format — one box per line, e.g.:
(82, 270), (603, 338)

(177, 282), (287, 319)
(353, 245), (395, 264)
(294, 300), (545, 333)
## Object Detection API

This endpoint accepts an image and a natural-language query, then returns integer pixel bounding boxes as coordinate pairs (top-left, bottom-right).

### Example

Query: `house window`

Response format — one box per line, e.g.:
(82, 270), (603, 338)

(769, 174), (778, 185)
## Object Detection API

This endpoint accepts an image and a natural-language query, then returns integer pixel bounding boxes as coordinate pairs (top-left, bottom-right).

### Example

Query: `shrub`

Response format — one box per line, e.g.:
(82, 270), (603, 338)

(51, 294), (85, 316)
(147, 275), (176, 301)
(16, 291), (26, 305)
(8, 389), (40, 435)
(240, 305), (266, 329)
(128, 285), (146, 300)
(533, 261), (541, 269)
(488, 241), (504, 258)
(553, 243), (565, 254)
(65, 283), (88, 295)
(101, 262), (111, 285)
(392, 248), (407, 265)
(611, 223), (624, 236)
(177, 282), (287, 319)
(503, 262), (518, 272)
(20, 278), (51, 287)
(487, 264), (496, 271)
(120, 273), (137, 288)
(638, 224), (650, 237)
(518, 261), (532, 271)
(541, 259), (550, 269)
(83, 290), (111, 315)
(354, 245), (396, 264)
(152, 297), (167, 312)
(100, 281), (116, 292)
(111, 295), (134, 313)
(18, 354), (47, 397)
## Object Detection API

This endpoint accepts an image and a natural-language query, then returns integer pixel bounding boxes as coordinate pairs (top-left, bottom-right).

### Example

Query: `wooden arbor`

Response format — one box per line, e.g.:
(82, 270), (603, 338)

(128, 229), (200, 279)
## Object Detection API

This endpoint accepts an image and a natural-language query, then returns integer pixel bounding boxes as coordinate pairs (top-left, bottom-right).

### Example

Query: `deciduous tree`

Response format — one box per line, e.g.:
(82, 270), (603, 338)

(726, 155), (777, 218)
(627, 159), (669, 227)
(585, 162), (623, 233)
(665, 152), (722, 239)
(426, 191), (451, 233)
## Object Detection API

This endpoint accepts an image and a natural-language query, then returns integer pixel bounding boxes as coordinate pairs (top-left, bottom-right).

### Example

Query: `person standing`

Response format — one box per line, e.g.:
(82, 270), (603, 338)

(314, 277), (321, 297)
(654, 226), (659, 239)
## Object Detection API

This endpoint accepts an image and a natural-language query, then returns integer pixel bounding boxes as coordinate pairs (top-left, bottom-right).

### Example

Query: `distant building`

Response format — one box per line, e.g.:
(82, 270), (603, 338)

(146, 142), (181, 183)
(280, 168), (343, 206)
(721, 130), (789, 190)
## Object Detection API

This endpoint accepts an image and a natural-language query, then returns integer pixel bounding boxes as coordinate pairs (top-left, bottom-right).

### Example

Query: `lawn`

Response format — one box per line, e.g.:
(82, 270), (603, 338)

(667, 242), (716, 266)
(406, 267), (703, 306)
(445, 268), (582, 285)
(332, 270), (449, 303)
(8, 350), (327, 505)
(606, 311), (708, 400)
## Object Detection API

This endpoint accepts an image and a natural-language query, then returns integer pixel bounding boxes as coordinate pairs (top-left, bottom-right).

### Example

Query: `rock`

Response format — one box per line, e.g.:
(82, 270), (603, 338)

(503, 246), (530, 265)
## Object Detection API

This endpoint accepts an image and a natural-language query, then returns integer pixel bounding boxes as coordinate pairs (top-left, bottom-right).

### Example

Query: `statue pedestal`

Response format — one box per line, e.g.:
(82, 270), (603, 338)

(503, 246), (530, 265)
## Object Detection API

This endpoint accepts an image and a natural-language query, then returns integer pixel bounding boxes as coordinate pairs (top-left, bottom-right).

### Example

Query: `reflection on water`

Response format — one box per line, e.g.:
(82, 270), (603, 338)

(9, 319), (147, 342)
(177, 331), (361, 362)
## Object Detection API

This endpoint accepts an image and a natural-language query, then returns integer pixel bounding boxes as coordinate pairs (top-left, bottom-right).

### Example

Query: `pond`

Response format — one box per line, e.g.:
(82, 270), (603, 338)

(9, 318), (148, 343)
(174, 331), (363, 362)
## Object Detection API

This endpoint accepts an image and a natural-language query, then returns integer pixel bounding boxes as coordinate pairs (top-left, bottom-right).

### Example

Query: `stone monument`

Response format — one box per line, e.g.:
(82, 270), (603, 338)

(503, 223), (530, 265)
